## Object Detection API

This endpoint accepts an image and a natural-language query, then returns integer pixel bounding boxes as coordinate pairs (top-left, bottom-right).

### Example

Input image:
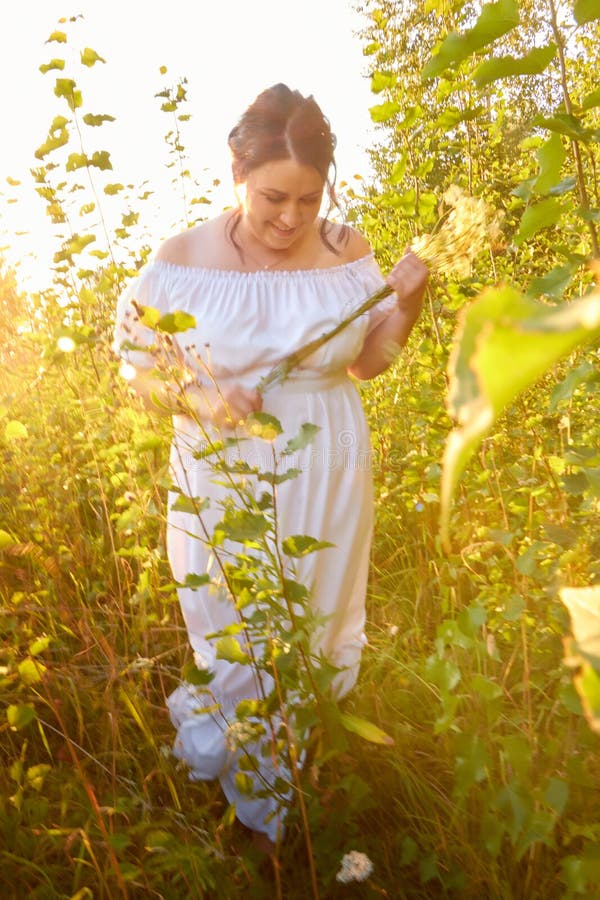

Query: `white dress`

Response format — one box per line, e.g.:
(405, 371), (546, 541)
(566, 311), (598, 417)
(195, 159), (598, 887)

(113, 254), (392, 840)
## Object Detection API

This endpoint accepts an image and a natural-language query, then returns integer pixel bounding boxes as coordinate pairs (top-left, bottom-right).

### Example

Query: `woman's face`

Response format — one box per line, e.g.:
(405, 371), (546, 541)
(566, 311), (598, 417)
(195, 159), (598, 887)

(240, 158), (324, 251)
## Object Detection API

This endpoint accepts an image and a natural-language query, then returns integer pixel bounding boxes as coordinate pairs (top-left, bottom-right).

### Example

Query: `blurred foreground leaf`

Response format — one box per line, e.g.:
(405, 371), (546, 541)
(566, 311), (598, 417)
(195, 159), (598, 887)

(441, 284), (600, 546)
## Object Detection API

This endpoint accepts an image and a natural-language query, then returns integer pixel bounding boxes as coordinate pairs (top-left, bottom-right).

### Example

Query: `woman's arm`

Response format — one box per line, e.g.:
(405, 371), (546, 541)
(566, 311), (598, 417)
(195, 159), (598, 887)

(348, 251), (429, 380)
(125, 370), (262, 426)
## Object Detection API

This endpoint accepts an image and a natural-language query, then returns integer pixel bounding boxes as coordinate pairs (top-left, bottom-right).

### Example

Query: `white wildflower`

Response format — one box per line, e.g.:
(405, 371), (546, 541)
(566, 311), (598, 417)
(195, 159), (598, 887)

(335, 850), (374, 884)
(225, 719), (263, 753)
(411, 185), (503, 278)
(57, 336), (76, 353)
(119, 361), (137, 381)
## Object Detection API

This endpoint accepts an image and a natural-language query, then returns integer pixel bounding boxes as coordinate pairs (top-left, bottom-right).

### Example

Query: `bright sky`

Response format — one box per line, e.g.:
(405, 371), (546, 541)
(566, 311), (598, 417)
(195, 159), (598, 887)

(0, 0), (376, 291)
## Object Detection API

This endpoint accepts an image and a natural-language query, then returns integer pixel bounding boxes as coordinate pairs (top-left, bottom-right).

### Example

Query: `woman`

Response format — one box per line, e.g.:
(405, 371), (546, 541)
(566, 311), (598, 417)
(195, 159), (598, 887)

(114, 84), (428, 848)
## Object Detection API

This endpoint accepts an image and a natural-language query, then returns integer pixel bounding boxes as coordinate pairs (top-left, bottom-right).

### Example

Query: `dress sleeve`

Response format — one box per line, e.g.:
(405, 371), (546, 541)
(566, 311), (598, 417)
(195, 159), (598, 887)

(113, 264), (170, 370)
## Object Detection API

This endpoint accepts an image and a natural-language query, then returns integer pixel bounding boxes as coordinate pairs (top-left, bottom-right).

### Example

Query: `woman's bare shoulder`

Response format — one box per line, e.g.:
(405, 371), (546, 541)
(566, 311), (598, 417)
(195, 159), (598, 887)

(155, 215), (228, 266)
(326, 222), (373, 263)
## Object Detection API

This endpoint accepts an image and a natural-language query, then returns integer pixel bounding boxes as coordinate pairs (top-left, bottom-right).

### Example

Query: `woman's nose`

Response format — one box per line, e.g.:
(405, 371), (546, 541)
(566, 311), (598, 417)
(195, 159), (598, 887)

(278, 205), (301, 227)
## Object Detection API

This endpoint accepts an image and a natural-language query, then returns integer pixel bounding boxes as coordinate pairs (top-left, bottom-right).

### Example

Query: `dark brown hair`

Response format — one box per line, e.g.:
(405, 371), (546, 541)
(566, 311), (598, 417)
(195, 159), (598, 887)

(227, 83), (346, 254)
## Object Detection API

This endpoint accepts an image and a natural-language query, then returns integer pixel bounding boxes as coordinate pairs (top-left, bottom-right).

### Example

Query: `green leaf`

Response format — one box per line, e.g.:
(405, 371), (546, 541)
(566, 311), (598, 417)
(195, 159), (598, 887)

(5, 420), (28, 440)
(544, 777), (569, 815)
(181, 572), (210, 589)
(581, 86), (600, 110)
(29, 636), (51, 657)
(574, 664), (600, 734)
(18, 658), (46, 685)
(89, 150), (112, 171)
(371, 70), (397, 94)
(528, 264), (573, 300)
(26, 764), (51, 792)
(245, 412), (283, 441)
(7, 704), (36, 730)
(369, 101), (400, 123)
(534, 113), (591, 141)
(549, 360), (597, 409)
(389, 154), (408, 184)
(433, 105), (484, 131)
(218, 510), (269, 543)
(281, 535), (334, 557)
(0, 529), (16, 550)
(83, 113), (116, 126)
(561, 586), (600, 668)
(473, 43), (557, 88)
(425, 655), (461, 692)
(181, 658), (214, 686)
(533, 133), (566, 194)
(170, 494), (209, 515)
(441, 285), (600, 545)
(216, 635), (250, 665)
(39, 58), (65, 74)
(6, 703), (36, 731)
(137, 304), (162, 328)
(283, 422), (321, 454)
(422, 0), (520, 79)
(514, 197), (565, 244)
(66, 152), (88, 172)
(54, 78), (82, 110)
(234, 772), (254, 794)
(574, 0), (600, 25)
(53, 234), (95, 262)
(80, 47), (106, 66)
(155, 310), (196, 333)
(133, 430), (162, 451)
(339, 712), (394, 745)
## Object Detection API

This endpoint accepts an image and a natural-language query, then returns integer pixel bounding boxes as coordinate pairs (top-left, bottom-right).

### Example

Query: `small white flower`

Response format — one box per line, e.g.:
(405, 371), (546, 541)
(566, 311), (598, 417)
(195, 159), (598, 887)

(335, 850), (374, 884)
(57, 336), (76, 353)
(225, 719), (261, 752)
(119, 361), (137, 381)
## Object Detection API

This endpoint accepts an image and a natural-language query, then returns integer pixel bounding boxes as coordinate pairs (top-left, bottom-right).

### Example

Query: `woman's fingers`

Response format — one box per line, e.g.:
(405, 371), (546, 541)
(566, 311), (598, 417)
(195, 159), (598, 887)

(221, 386), (262, 424)
(386, 251), (429, 325)
(386, 251), (429, 297)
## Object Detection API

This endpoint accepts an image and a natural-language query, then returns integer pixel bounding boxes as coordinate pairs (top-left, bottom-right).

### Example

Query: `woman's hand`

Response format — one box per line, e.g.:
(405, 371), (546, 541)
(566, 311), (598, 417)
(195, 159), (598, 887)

(386, 250), (429, 327)
(187, 382), (262, 427)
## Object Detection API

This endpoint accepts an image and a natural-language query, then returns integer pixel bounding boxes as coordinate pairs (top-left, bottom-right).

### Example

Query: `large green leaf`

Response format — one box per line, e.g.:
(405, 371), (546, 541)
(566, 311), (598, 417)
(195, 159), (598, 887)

(473, 43), (557, 88)
(561, 586), (600, 669)
(533, 133), (566, 195)
(441, 285), (600, 545)
(514, 197), (566, 244)
(422, 0), (520, 79)
(534, 113), (592, 141)
(574, 0), (600, 25)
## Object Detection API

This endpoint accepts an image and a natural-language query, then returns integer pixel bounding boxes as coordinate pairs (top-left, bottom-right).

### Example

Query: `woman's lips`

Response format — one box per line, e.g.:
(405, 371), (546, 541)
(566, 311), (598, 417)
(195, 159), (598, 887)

(271, 223), (297, 239)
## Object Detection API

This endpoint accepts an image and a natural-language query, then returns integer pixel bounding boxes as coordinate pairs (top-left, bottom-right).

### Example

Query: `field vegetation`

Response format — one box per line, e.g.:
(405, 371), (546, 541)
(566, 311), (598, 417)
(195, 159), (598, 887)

(1, 2), (599, 897)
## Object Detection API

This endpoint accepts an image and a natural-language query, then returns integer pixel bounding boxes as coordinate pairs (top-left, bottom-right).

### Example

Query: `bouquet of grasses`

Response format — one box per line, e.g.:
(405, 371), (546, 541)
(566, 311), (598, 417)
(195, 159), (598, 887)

(257, 186), (502, 394)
